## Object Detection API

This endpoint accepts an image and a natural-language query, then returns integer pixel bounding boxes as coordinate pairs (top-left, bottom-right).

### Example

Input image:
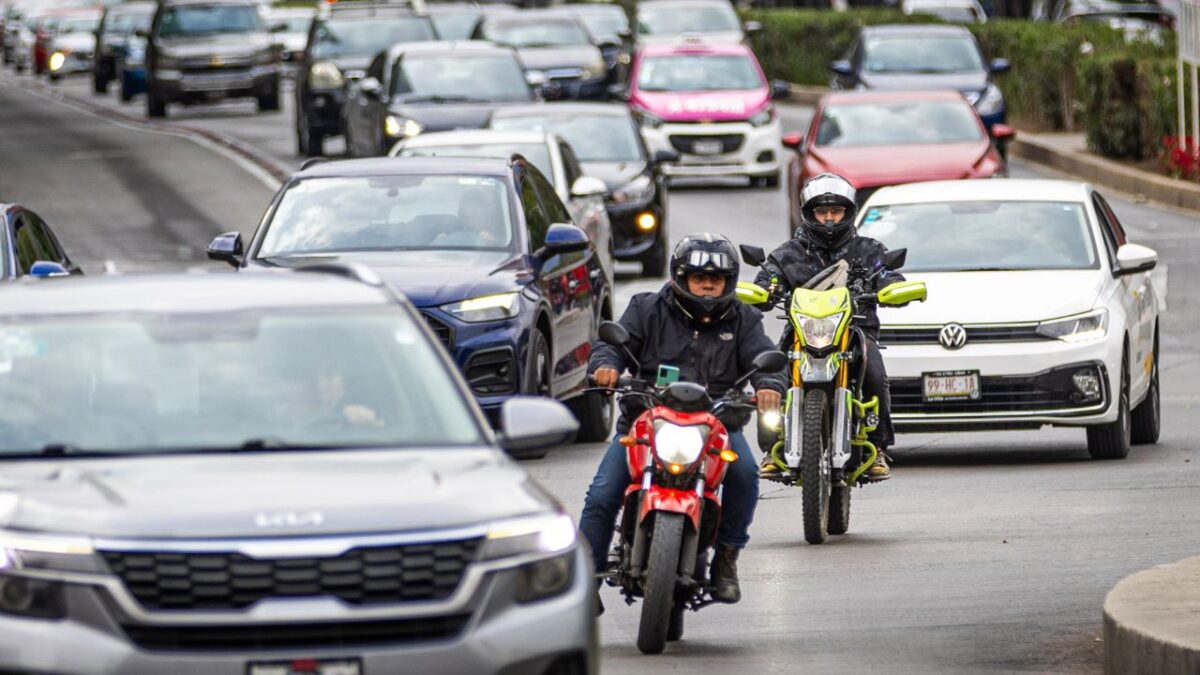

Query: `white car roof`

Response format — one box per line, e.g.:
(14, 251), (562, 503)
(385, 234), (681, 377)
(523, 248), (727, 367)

(865, 179), (1094, 207)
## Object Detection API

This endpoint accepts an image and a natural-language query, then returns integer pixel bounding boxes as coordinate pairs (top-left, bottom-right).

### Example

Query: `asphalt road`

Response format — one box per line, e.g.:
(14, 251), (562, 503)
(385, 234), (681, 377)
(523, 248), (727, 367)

(4, 70), (1200, 674)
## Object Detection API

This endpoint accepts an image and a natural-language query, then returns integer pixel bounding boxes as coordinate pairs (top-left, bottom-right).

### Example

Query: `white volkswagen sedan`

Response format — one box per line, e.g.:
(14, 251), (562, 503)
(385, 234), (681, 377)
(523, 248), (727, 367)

(858, 179), (1161, 459)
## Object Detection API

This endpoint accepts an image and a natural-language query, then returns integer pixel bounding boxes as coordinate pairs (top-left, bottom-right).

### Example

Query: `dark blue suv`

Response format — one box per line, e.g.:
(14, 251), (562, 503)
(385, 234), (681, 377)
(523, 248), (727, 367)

(207, 156), (614, 452)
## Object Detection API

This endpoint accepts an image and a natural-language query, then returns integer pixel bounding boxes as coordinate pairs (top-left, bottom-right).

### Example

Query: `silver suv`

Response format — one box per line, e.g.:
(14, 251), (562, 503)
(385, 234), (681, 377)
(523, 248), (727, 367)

(0, 267), (596, 674)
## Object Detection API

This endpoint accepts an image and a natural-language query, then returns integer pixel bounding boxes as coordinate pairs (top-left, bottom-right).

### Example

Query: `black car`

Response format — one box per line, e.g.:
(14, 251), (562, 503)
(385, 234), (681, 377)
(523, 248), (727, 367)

(830, 24), (1011, 131)
(141, 0), (283, 118)
(471, 10), (613, 100)
(343, 41), (537, 158)
(92, 1), (153, 95)
(294, 2), (438, 157)
(547, 3), (629, 84)
(206, 156), (615, 442)
(489, 102), (676, 276)
(0, 203), (79, 279)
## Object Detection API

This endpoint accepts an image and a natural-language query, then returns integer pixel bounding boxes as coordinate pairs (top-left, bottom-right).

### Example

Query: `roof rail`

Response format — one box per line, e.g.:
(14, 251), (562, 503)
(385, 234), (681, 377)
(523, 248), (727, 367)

(294, 262), (385, 288)
(299, 157), (331, 171)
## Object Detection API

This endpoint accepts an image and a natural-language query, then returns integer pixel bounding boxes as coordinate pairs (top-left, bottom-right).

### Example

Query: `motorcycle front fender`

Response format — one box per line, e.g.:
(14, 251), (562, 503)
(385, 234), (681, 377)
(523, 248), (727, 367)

(638, 486), (702, 531)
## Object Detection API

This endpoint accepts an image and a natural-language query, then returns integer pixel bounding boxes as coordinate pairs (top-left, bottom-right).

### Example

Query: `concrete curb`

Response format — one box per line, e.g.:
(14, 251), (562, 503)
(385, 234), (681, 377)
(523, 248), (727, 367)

(1103, 554), (1200, 674)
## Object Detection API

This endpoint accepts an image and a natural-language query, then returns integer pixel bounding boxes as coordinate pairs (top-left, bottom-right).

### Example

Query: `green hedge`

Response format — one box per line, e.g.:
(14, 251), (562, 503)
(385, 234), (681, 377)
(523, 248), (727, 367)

(1078, 55), (1179, 160)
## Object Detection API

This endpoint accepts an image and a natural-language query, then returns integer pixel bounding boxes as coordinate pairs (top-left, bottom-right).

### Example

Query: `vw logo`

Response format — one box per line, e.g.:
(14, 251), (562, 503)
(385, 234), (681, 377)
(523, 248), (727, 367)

(255, 511), (324, 529)
(938, 323), (968, 350)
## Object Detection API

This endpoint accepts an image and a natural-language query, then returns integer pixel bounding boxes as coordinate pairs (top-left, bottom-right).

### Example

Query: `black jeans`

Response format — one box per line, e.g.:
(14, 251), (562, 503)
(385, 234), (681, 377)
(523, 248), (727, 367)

(861, 336), (895, 449)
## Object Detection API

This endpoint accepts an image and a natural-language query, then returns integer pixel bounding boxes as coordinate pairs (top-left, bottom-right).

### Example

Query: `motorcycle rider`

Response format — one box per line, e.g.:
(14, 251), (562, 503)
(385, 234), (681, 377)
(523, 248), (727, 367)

(756, 173), (903, 481)
(581, 233), (786, 605)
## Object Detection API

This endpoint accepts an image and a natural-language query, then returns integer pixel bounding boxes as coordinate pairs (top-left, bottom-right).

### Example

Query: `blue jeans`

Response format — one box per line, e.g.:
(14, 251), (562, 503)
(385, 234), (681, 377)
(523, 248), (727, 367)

(578, 431), (759, 572)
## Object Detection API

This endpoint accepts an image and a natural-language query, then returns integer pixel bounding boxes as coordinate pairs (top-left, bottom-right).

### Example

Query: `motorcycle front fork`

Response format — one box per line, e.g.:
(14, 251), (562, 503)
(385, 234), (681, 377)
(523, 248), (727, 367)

(768, 389), (881, 486)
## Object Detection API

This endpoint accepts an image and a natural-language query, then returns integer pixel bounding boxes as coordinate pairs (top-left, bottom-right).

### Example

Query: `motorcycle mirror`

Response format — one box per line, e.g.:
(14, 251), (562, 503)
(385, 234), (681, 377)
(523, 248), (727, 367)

(598, 320), (628, 346)
(739, 244), (766, 268)
(883, 248), (907, 271)
(751, 350), (788, 374)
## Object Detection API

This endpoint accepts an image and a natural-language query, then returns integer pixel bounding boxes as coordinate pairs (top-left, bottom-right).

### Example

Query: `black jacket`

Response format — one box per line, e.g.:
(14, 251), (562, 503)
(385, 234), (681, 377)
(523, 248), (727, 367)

(589, 284), (786, 433)
(753, 229), (904, 336)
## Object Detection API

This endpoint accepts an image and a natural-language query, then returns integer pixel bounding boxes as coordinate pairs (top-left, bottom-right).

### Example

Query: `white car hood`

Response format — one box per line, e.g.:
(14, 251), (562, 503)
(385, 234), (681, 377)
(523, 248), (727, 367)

(885, 270), (1106, 325)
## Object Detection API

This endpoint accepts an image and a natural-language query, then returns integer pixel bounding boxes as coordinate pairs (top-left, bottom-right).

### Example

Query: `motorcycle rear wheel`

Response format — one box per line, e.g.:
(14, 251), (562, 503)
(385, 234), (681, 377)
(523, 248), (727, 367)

(801, 389), (832, 545)
(638, 513), (684, 655)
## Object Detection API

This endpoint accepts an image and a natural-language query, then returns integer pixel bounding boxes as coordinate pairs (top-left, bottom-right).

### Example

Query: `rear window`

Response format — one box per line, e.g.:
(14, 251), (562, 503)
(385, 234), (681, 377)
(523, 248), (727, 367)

(311, 15), (436, 59)
(817, 100), (984, 147)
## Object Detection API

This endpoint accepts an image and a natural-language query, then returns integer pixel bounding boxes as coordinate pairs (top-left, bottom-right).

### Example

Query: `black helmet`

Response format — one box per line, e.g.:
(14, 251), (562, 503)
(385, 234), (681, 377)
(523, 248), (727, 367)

(668, 233), (739, 324)
(800, 172), (858, 248)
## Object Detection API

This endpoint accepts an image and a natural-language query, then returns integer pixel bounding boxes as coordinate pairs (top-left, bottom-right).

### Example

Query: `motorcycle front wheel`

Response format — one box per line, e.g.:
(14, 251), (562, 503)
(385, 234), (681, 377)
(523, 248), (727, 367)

(638, 512), (684, 655)
(801, 389), (832, 545)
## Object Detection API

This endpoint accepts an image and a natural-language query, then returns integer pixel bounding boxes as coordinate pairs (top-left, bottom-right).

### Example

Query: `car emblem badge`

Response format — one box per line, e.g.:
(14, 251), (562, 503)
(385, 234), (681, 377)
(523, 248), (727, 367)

(255, 511), (324, 528)
(938, 323), (968, 350)
(210, 55), (223, 67)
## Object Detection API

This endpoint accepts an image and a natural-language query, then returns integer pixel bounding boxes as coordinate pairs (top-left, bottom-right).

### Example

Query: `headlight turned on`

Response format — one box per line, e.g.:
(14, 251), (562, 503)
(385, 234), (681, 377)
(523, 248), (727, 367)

(799, 313), (843, 350)
(443, 292), (520, 323)
(653, 422), (706, 472)
(1035, 308), (1108, 343)
(309, 60), (344, 89)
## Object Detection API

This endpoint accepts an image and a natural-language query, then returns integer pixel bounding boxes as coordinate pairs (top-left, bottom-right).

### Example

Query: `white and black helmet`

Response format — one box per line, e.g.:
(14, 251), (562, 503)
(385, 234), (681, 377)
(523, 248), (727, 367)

(668, 233), (739, 323)
(800, 172), (858, 248)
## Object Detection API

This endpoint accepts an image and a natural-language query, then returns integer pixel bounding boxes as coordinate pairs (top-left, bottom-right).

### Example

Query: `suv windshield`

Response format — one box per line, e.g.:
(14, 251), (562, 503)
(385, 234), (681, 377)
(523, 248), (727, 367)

(311, 15), (435, 59)
(863, 35), (984, 74)
(858, 201), (1099, 271)
(485, 20), (590, 47)
(492, 114), (644, 162)
(259, 174), (516, 256)
(158, 4), (263, 38)
(0, 310), (485, 456)
(105, 11), (152, 34)
(392, 53), (532, 102)
(817, 100), (984, 146)
(55, 15), (100, 33)
(573, 7), (627, 40)
(637, 3), (739, 34)
(637, 54), (762, 92)
(427, 9), (482, 40)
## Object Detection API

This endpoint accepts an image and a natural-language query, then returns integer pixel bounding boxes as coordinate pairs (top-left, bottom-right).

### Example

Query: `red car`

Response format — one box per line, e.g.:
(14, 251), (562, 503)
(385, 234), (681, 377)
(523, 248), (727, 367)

(783, 89), (1014, 234)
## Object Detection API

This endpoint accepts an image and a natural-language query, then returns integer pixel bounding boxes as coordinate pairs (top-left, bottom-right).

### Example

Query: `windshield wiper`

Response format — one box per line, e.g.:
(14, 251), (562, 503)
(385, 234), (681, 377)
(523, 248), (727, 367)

(955, 266), (1023, 272)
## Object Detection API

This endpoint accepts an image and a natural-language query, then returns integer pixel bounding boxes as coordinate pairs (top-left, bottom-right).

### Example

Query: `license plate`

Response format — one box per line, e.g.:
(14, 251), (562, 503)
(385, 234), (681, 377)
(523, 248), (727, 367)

(922, 370), (980, 402)
(247, 659), (362, 675)
(691, 139), (723, 155)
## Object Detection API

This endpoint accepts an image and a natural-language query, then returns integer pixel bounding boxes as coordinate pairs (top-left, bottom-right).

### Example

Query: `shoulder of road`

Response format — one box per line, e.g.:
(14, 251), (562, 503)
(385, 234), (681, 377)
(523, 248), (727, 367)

(786, 84), (1200, 214)
(1104, 554), (1200, 674)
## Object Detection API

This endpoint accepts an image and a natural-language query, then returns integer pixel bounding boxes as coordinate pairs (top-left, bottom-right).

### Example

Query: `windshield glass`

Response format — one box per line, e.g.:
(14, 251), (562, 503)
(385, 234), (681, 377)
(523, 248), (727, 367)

(275, 15), (312, 33)
(637, 54), (762, 92)
(817, 100), (983, 147)
(259, 174), (516, 256)
(486, 19), (589, 47)
(55, 15), (99, 33)
(574, 7), (627, 39)
(400, 143), (555, 186)
(638, 4), (739, 34)
(158, 4), (263, 37)
(428, 10), (481, 39)
(0, 310), (485, 455)
(491, 113), (643, 162)
(863, 35), (984, 73)
(393, 53), (531, 101)
(311, 16), (435, 59)
(858, 201), (1099, 272)
(106, 11), (151, 34)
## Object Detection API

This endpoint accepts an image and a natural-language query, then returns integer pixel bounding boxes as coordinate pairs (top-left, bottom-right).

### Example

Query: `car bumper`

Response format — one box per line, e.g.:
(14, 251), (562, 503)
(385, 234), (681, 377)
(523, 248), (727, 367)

(421, 310), (527, 428)
(154, 66), (279, 102)
(0, 546), (595, 675)
(642, 118), (781, 178)
(305, 88), (346, 134)
(606, 198), (665, 260)
(881, 331), (1121, 431)
(545, 75), (608, 101)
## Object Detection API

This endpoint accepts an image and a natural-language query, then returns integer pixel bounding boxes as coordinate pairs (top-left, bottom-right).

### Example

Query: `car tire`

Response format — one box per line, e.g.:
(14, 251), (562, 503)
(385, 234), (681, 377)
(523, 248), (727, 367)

(258, 85), (281, 113)
(1087, 352), (1131, 460)
(569, 391), (613, 443)
(641, 237), (667, 278)
(753, 172), (780, 189)
(48, 72), (59, 82)
(120, 77), (135, 103)
(146, 86), (166, 118)
(93, 75), (108, 94)
(512, 329), (553, 460)
(1131, 331), (1160, 445)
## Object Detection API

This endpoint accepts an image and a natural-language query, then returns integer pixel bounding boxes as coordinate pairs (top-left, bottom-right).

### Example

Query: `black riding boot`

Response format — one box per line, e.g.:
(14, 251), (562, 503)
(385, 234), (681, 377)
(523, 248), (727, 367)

(710, 544), (742, 604)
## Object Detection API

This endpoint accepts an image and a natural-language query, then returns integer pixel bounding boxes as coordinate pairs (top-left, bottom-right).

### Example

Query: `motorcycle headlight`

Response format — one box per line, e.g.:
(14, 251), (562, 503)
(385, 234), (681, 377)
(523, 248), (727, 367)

(1035, 308), (1108, 343)
(442, 292), (520, 323)
(748, 105), (775, 127)
(653, 422), (706, 471)
(636, 108), (664, 129)
(309, 60), (343, 90)
(798, 313), (843, 350)
(612, 174), (653, 204)
(48, 50), (65, 71)
(974, 83), (1004, 117)
(385, 115), (424, 139)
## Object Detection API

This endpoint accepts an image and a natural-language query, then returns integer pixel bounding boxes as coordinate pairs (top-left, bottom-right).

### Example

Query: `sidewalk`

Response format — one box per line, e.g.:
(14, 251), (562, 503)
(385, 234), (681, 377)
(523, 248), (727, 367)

(1104, 554), (1200, 674)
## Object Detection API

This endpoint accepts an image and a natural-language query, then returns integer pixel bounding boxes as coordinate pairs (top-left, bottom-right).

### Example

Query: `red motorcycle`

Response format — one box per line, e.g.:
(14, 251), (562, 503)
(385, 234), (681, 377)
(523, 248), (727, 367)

(591, 321), (786, 654)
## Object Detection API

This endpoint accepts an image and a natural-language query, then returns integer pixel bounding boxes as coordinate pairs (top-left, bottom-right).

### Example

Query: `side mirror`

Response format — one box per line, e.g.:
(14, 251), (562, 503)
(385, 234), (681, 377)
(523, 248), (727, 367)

(990, 57), (1011, 74)
(358, 76), (382, 98)
(28, 261), (69, 278)
(781, 132), (805, 151)
(652, 148), (679, 164)
(770, 79), (790, 100)
(752, 350), (788, 374)
(743, 20), (762, 34)
(206, 231), (244, 266)
(598, 320), (629, 346)
(540, 222), (590, 257)
(830, 59), (854, 77)
(990, 123), (1016, 141)
(607, 83), (629, 101)
(570, 176), (608, 198)
(1114, 243), (1157, 276)
(877, 280), (927, 306)
(497, 397), (579, 454)
(739, 244), (767, 268)
(882, 247), (907, 271)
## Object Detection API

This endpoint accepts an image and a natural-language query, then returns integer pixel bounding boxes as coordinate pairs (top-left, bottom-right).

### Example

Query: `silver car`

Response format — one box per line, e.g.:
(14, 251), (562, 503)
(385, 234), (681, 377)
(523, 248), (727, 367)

(0, 266), (596, 674)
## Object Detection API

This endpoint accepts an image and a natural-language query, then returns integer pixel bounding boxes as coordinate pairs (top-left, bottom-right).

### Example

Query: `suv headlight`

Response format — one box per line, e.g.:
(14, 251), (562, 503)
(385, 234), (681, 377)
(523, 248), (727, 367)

(580, 57), (607, 80)
(442, 292), (520, 323)
(480, 513), (577, 561)
(309, 60), (343, 89)
(974, 83), (1004, 116)
(798, 313), (843, 349)
(635, 107), (664, 129)
(612, 174), (653, 204)
(653, 422), (706, 471)
(748, 105), (775, 127)
(1035, 308), (1108, 343)
(384, 115), (423, 139)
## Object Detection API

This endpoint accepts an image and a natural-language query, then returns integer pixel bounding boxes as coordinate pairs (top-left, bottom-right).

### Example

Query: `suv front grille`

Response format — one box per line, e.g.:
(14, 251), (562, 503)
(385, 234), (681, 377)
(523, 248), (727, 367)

(668, 134), (744, 155)
(121, 614), (470, 651)
(422, 312), (454, 351)
(879, 324), (1048, 346)
(100, 538), (482, 611)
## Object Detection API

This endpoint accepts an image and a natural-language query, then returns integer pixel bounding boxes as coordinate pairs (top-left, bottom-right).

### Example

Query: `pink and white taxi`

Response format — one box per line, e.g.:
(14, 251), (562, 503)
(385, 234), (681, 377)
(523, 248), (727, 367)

(627, 40), (789, 186)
